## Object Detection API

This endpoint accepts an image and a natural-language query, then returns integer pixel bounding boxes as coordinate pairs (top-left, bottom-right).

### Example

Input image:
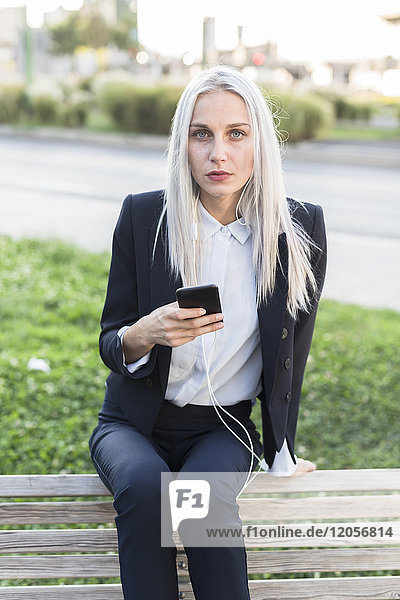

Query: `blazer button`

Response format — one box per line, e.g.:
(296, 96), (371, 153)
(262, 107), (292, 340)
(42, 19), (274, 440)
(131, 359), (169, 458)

(282, 327), (288, 339)
(146, 377), (153, 389)
(285, 391), (292, 403)
(284, 357), (291, 370)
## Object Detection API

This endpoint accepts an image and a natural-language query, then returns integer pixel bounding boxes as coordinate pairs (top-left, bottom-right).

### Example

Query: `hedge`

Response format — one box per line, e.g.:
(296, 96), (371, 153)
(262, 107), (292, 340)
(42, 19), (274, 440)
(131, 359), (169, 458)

(96, 82), (335, 141)
(30, 94), (59, 124)
(315, 90), (375, 121)
(0, 79), (336, 141)
(96, 81), (181, 134)
(0, 85), (31, 123)
(268, 91), (335, 142)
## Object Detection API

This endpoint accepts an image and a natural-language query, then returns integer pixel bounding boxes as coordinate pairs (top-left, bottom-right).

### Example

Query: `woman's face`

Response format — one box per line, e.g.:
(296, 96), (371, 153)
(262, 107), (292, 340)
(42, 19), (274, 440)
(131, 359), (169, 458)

(188, 90), (254, 213)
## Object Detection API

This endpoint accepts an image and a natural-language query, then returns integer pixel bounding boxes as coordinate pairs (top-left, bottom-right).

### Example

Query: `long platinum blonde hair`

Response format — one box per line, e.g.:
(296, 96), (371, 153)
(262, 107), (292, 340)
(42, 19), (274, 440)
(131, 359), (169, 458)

(155, 65), (318, 319)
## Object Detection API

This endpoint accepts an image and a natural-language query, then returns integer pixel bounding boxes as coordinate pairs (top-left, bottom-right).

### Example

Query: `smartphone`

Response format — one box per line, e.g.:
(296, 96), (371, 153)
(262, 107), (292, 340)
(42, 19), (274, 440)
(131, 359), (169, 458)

(176, 284), (223, 321)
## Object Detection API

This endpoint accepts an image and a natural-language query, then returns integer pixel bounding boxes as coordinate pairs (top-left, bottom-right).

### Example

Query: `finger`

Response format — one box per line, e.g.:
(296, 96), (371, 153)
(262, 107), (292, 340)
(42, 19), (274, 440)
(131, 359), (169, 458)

(168, 320), (224, 344)
(174, 307), (208, 320)
(171, 319), (224, 345)
(188, 320), (225, 337)
(177, 311), (224, 328)
(169, 335), (198, 347)
(193, 312), (224, 328)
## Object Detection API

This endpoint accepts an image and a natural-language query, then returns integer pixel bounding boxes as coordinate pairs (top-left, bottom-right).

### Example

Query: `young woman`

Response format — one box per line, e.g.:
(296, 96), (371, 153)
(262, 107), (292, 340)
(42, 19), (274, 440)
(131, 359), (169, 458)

(89, 65), (327, 600)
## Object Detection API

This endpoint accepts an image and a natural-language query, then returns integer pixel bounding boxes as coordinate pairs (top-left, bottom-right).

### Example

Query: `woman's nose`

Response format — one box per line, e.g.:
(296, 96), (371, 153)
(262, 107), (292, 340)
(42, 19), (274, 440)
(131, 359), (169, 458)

(209, 136), (228, 162)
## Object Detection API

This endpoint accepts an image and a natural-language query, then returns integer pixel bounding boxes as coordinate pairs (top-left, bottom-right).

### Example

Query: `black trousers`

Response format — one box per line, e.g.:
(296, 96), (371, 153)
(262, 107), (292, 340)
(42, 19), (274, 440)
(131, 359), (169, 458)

(89, 395), (263, 600)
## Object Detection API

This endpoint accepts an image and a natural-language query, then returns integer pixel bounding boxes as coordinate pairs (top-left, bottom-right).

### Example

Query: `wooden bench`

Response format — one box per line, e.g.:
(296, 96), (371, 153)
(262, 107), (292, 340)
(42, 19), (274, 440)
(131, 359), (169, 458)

(0, 470), (399, 599)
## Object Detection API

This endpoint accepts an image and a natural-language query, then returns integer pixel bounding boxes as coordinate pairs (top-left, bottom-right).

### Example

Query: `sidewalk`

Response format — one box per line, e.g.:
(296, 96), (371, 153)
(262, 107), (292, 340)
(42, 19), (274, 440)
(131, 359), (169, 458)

(1, 124), (399, 168)
(283, 139), (400, 168)
(0, 124), (168, 151)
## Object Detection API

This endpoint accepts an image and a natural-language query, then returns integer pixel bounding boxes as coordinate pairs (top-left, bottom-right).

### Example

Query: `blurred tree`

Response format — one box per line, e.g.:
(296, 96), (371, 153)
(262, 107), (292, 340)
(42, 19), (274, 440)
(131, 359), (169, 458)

(110, 13), (140, 52)
(48, 12), (113, 54)
(84, 13), (109, 49)
(48, 13), (82, 55)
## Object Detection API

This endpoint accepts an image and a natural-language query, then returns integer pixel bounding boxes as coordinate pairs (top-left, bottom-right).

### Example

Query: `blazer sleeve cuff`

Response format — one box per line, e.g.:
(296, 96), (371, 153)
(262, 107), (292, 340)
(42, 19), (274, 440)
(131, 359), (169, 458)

(118, 326), (152, 373)
(261, 440), (298, 477)
(115, 332), (158, 379)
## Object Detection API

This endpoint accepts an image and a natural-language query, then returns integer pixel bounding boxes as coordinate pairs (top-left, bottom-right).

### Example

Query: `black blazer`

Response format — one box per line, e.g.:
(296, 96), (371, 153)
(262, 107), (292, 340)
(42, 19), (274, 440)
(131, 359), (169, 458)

(99, 190), (327, 467)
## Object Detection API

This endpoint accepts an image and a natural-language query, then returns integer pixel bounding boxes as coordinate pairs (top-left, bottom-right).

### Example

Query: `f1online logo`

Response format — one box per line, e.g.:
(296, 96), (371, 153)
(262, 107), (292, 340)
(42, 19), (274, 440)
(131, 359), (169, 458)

(169, 480), (210, 530)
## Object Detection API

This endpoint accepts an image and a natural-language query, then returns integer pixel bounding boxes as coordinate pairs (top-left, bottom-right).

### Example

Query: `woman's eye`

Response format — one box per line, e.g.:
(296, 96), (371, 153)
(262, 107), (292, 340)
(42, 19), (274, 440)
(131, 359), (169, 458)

(230, 130), (244, 139)
(194, 130), (209, 138)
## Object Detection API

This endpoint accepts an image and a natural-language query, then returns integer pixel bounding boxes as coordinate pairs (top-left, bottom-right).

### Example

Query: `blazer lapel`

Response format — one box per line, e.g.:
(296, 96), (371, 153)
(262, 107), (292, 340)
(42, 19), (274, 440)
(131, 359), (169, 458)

(258, 233), (289, 405)
(149, 220), (182, 396)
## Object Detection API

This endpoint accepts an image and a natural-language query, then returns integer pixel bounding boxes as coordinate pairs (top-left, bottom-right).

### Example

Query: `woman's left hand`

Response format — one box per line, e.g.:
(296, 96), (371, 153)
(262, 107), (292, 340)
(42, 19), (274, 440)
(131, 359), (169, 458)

(291, 458), (316, 477)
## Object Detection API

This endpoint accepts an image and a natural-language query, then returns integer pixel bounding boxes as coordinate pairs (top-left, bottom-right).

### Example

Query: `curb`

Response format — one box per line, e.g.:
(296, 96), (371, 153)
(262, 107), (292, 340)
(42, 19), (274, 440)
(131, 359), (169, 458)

(0, 125), (169, 152)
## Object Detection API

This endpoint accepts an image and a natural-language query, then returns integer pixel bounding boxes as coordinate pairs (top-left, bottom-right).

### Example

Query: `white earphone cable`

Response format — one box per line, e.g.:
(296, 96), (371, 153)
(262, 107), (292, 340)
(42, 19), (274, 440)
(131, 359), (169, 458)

(201, 333), (264, 497)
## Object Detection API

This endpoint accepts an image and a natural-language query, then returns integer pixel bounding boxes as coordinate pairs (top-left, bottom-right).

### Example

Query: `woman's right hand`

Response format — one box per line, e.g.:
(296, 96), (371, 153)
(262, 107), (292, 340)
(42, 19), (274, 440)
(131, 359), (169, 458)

(145, 301), (224, 347)
(122, 301), (224, 363)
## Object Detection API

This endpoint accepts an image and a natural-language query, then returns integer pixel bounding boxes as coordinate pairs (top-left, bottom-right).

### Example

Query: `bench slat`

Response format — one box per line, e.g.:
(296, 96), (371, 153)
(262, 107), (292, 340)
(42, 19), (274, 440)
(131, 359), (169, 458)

(246, 469), (400, 493)
(0, 555), (120, 578)
(2, 577), (400, 600)
(3, 546), (398, 578)
(0, 475), (110, 498)
(182, 576), (400, 599)
(1, 495), (399, 526)
(1, 470), (399, 497)
(0, 585), (123, 599)
(0, 502), (115, 525)
(244, 546), (400, 572)
(1, 521), (399, 553)
(239, 495), (400, 520)
(0, 529), (118, 554)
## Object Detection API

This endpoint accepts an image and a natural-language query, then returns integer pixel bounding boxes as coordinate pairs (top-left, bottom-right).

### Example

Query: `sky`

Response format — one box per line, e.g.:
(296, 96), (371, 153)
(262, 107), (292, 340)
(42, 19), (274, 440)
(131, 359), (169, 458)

(137, 0), (400, 62)
(0, 0), (399, 63)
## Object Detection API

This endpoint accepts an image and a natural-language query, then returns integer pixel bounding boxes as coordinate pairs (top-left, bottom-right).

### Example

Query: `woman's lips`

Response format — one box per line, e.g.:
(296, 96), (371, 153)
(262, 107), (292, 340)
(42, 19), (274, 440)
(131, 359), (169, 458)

(206, 171), (232, 182)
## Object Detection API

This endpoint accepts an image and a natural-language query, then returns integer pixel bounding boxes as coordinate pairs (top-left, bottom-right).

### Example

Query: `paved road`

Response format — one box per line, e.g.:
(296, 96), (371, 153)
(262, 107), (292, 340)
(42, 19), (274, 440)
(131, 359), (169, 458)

(1, 135), (399, 311)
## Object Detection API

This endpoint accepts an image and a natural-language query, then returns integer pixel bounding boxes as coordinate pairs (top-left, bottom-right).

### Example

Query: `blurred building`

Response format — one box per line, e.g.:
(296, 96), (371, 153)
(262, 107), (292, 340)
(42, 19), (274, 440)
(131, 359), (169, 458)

(350, 56), (400, 96)
(328, 62), (357, 87)
(202, 17), (218, 65)
(0, 7), (25, 84)
(199, 16), (400, 95)
(202, 17), (278, 71)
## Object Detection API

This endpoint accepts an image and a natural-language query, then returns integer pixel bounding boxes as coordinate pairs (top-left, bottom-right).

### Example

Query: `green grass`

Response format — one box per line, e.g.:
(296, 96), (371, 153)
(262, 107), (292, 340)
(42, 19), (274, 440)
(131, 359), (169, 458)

(0, 236), (110, 474)
(251, 297), (400, 469)
(295, 298), (400, 468)
(0, 235), (399, 475)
